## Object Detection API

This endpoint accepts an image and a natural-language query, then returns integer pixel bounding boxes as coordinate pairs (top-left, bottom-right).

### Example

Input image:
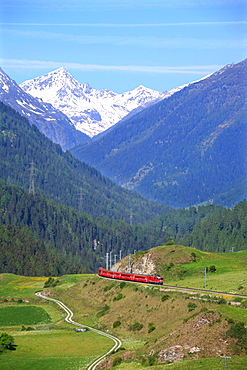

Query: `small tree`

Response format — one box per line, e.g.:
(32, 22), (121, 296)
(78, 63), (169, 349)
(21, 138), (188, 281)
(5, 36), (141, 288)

(113, 320), (121, 328)
(165, 237), (175, 245)
(113, 357), (122, 366)
(191, 252), (196, 262)
(44, 277), (59, 288)
(161, 294), (169, 302)
(0, 333), (14, 351)
(209, 265), (216, 273)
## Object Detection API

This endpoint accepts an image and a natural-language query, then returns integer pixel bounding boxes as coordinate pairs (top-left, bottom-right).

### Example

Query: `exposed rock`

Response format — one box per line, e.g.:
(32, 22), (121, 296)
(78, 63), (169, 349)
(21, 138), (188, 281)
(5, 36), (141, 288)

(114, 252), (156, 275)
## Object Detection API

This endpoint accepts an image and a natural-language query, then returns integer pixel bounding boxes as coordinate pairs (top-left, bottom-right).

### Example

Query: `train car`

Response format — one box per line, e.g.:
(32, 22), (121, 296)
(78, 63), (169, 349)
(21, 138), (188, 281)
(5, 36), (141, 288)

(98, 268), (163, 285)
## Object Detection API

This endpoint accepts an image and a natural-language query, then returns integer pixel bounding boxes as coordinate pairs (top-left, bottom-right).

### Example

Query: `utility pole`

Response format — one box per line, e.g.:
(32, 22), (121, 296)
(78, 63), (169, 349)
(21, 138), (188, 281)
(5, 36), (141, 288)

(78, 187), (84, 212)
(130, 208), (133, 226)
(119, 250), (122, 261)
(128, 255), (131, 273)
(114, 255), (117, 271)
(106, 252), (109, 270)
(220, 355), (231, 370)
(109, 251), (112, 271)
(29, 161), (35, 195)
(204, 267), (207, 289)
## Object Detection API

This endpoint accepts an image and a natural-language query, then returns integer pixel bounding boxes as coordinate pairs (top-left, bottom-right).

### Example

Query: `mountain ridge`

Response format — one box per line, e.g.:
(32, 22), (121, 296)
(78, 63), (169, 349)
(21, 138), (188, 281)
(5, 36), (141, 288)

(71, 59), (247, 209)
(0, 67), (90, 150)
(0, 100), (171, 223)
(20, 67), (167, 137)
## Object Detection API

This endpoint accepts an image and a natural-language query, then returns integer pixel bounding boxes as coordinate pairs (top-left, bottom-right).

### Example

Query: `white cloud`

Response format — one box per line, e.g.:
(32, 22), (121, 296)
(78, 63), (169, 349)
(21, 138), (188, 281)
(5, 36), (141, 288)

(0, 21), (246, 27)
(2, 0), (246, 10)
(2, 28), (245, 49)
(0, 58), (223, 75)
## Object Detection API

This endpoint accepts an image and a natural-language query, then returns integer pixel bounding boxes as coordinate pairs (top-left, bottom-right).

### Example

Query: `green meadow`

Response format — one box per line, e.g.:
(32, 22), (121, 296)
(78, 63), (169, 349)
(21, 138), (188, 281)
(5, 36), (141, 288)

(0, 247), (247, 369)
(0, 305), (51, 326)
(156, 247), (247, 294)
(0, 274), (113, 370)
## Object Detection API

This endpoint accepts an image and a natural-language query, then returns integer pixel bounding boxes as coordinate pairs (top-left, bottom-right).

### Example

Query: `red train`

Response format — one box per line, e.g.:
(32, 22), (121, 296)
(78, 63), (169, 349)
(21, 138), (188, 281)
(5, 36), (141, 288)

(98, 268), (163, 285)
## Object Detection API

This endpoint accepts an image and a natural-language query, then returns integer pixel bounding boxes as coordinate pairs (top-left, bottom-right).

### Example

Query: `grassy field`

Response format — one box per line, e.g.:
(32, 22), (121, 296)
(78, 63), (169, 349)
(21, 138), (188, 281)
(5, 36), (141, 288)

(155, 247), (247, 294)
(0, 329), (112, 370)
(0, 247), (246, 369)
(0, 305), (51, 326)
(0, 274), (115, 369)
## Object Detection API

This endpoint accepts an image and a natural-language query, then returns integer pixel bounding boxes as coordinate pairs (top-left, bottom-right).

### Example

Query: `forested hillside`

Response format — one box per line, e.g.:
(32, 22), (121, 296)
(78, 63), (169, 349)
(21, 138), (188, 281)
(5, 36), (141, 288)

(182, 200), (247, 252)
(0, 179), (246, 276)
(0, 224), (82, 276)
(148, 200), (247, 252)
(72, 59), (247, 209)
(0, 101), (171, 224)
(0, 180), (170, 275)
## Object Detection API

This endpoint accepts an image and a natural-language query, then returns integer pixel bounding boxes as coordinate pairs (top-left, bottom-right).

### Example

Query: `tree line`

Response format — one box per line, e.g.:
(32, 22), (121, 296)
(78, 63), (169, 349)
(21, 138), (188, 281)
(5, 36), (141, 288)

(0, 179), (246, 276)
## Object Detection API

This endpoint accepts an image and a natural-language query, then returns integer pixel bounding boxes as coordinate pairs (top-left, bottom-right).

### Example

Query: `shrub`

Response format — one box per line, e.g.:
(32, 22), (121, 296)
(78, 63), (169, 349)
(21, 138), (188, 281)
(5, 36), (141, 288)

(113, 357), (122, 366)
(188, 302), (197, 312)
(161, 294), (169, 302)
(113, 320), (121, 328)
(227, 322), (247, 340)
(148, 325), (156, 333)
(191, 252), (196, 261)
(130, 322), (143, 331)
(217, 298), (227, 305)
(44, 277), (59, 288)
(227, 322), (247, 352)
(114, 293), (123, 301)
(119, 282), (126, 289)
(209, 265), (216, 273)
(0, 333), (14, 351)
(165, 237), (175, 245)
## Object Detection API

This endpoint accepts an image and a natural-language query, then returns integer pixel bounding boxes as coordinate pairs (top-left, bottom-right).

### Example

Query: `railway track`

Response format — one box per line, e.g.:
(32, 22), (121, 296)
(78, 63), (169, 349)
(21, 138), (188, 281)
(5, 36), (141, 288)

(35, 278), (246, 369)
(160, 284), (247, 298)
(99, 275), (247, 298)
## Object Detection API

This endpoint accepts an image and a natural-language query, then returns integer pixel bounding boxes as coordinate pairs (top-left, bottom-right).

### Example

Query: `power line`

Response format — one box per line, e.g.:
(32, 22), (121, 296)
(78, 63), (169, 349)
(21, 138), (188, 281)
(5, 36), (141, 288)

(29, 161), (36, 195)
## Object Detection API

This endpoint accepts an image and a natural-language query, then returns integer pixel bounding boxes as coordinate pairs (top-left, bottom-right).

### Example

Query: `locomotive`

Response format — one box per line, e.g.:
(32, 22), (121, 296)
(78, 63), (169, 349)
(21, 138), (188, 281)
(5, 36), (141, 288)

(98, 268), (163, 285)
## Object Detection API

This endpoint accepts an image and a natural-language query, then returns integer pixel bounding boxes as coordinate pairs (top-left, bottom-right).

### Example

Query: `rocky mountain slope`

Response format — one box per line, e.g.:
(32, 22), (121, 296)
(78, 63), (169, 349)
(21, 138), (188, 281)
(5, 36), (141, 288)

(20, 68), (167, 137)
(0, 68), (90, 150)
(72, 59), (247, 209)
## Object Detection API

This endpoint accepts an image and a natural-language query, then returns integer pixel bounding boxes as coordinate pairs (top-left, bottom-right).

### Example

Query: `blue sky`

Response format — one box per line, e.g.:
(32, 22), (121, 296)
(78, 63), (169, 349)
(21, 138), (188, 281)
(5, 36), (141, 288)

(0, 0), (246, 93)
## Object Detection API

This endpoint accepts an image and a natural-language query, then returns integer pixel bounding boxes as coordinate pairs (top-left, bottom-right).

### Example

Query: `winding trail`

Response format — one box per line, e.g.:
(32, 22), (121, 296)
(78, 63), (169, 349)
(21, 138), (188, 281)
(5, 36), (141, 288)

(35, 292), (122, 370)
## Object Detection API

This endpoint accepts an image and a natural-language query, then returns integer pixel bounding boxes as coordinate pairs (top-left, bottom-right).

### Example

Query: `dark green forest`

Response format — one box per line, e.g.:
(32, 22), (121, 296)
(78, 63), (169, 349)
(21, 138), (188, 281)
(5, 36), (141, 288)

(0, 179), (246, 276)
(0, 101), (170, 225)
(0, 101), (246, 276)
(0, 180), (170, 275)
(147, 200), (247, 253)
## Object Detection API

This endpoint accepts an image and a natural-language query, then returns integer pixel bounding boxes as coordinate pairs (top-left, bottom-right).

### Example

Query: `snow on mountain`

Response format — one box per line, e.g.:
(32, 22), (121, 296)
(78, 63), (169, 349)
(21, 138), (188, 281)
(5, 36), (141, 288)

(20, 68), (167, 137)
(0, 67), (90, 150)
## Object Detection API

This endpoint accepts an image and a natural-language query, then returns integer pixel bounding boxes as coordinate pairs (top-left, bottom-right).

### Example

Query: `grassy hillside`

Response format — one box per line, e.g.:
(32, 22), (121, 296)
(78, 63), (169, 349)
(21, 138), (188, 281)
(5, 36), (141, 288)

(117, 244), (247, 294)
(0, 246), (246, 369)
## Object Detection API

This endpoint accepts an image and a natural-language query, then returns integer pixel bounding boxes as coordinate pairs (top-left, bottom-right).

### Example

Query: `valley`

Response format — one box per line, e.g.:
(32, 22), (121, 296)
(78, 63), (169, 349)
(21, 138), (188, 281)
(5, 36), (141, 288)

(1, 1), (246, 369)
(0, 245), (247, 369)
(0, 57), (246, 370)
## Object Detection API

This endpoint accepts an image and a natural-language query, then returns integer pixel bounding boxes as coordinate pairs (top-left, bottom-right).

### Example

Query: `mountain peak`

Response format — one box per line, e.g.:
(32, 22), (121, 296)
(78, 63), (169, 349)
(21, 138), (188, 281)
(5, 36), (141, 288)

(48, 67), (74, 80)
(20, 70), (166, 137)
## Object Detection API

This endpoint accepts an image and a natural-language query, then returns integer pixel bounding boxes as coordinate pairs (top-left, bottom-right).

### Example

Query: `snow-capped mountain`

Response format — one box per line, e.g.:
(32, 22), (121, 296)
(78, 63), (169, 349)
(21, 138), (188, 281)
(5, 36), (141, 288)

(0, 68), (90, 150)
(20, 68), (167, 137)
